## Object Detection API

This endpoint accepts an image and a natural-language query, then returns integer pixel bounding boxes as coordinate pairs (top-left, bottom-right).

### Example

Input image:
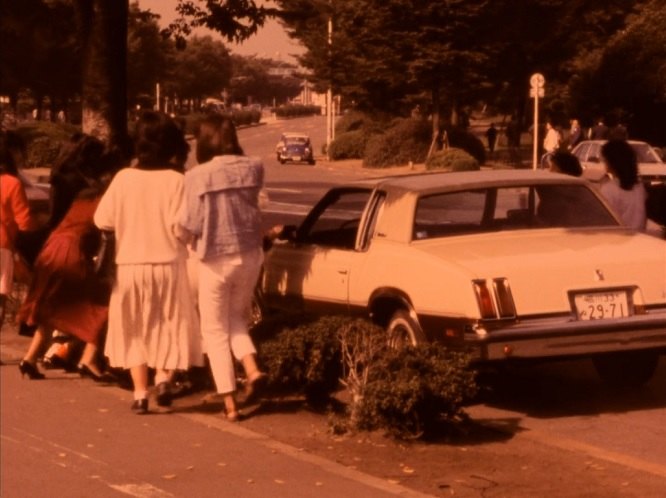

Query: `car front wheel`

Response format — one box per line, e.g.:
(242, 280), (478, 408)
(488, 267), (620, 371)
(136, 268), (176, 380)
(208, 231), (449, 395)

(592, 351), (659, 388)
(387, 309), (425, 349)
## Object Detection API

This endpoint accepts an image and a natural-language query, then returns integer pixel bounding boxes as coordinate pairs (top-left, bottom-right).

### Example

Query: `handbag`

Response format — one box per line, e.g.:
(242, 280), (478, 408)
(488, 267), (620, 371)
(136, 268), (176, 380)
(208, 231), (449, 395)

(93, 230), (116, 282)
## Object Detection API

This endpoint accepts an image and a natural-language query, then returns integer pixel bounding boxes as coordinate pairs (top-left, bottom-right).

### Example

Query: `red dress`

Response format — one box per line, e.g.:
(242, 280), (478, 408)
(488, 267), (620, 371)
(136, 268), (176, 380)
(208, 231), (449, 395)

(19, 195), (109, 344)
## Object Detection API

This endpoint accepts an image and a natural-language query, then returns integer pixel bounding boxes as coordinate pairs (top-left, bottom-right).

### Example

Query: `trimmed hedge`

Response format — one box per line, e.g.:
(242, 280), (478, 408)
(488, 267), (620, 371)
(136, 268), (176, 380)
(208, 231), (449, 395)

(14, 121), (80, 168)
(425, 148), (480, 171)
(329, 129), (370, 160)
(362, 118), (431, 168)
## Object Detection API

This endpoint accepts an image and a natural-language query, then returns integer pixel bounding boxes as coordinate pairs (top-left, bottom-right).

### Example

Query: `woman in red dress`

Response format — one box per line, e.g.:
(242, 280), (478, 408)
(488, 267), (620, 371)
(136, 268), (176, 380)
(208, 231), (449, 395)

(18, 135), (121, 380)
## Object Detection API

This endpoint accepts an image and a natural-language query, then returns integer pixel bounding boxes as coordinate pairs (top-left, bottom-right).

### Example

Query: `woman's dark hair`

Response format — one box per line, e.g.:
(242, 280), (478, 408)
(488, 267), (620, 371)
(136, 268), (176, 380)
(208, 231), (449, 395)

(196, 114), (244, 164)
(550, 151), (582, 177)
(134, 111), (190, 170)
(601, 139), (638, 190)
(49, 134), (113, 227)
(0, 130), (26, 176)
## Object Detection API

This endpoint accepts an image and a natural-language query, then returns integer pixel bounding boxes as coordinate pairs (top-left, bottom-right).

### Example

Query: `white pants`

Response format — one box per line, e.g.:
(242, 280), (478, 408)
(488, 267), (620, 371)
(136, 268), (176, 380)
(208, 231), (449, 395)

(198, 248), (263, 394)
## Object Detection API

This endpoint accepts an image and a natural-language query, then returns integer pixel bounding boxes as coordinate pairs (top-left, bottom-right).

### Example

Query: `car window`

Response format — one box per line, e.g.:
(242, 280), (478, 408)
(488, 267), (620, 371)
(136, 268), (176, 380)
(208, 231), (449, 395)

(299, 189), (372, 249)
(631, 143), (661, 163)
(574, 143), (590, 161)
(413, 185), (618, 239)
(587, 144), (601, 163)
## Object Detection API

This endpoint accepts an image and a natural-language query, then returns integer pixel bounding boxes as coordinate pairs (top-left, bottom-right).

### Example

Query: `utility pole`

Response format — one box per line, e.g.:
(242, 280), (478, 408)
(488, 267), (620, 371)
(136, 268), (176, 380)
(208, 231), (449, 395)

(326, 12), (333, 160)
(530, 73), (545, 170)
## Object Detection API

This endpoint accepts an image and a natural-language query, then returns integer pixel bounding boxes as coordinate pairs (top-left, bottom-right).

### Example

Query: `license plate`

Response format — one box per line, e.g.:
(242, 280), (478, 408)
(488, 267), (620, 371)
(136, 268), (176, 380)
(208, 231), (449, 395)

(292, 156), (301, 161)
(573, 291), (629, 320)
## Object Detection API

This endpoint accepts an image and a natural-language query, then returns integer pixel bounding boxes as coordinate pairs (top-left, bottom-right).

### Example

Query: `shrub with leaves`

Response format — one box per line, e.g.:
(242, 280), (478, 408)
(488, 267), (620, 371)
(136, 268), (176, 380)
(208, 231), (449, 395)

(329, 129), (370, 160)
(446, 128), (487, 164)
(15, 121), (80, 167)
(425, 148), (480, 172)
(354, 344), (478, 439)
(255, 314), (345, 404)
(363, 118), (431, 168)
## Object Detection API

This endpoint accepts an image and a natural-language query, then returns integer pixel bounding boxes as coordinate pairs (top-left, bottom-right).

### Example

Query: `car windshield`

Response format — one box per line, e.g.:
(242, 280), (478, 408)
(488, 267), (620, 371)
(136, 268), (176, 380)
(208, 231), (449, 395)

(631, 143), (661, 163)
(413, 184), (618, 240)
(285, 137), (308, 145)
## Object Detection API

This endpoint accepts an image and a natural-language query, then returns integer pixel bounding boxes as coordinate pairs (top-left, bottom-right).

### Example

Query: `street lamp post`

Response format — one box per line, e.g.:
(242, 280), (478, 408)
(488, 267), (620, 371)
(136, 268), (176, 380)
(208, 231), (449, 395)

(326, 14), (333, 160)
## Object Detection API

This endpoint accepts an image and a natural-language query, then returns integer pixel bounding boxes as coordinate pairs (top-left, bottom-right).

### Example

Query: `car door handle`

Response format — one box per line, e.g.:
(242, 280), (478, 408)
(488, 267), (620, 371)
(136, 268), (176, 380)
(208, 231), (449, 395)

(338, 270), (348, 275)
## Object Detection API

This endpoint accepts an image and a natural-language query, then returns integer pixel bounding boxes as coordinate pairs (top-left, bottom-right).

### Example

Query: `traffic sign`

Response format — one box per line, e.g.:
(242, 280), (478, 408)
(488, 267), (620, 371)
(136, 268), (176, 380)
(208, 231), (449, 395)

(530, 73), (545, 89)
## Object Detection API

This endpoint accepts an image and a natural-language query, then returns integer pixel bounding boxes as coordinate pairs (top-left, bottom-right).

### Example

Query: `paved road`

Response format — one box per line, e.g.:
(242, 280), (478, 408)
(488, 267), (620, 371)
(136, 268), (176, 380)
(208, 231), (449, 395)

(1, 332), (432, 498)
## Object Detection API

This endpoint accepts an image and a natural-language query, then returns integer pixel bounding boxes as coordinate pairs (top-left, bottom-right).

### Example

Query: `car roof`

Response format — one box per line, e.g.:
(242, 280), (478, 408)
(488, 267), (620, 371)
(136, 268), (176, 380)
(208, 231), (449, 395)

(338, 169), (588, 194)
(281, 132), (309, 138)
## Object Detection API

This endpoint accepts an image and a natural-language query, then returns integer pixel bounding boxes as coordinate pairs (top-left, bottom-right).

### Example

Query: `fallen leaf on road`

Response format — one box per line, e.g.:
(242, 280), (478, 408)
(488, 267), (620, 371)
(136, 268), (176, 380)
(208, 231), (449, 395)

(387, 479), (400, 484)
(162, 474), (177, 480)
(217, 462), (227, 467)
(274, 479), (285, 484)
(315, 482), (323, 487)
(97, 408), (109, 413)
(247, 479), (254, 484)
(186, 466), (194, 471)
(402, 467), (415, 474)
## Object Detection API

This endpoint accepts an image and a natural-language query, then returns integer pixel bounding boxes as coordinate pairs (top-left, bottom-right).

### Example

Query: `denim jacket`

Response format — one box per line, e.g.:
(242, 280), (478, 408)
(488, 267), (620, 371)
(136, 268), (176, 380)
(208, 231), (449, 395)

(180, 155), (264, 261)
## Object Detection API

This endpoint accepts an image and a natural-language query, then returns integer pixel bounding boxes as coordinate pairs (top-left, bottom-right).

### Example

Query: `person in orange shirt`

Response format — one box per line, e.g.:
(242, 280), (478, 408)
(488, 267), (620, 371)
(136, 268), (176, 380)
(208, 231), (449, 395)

(0, 130), (35, 330)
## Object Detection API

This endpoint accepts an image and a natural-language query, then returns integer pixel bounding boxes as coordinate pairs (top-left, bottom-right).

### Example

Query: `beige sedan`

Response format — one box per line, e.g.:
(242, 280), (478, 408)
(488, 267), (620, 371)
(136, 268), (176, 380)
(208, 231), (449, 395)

(260, 170), (666, 386)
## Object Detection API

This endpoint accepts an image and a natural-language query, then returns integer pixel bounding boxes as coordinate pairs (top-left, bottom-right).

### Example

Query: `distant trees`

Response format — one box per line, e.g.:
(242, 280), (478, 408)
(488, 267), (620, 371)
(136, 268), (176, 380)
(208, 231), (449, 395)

(275, 0), (663, 142)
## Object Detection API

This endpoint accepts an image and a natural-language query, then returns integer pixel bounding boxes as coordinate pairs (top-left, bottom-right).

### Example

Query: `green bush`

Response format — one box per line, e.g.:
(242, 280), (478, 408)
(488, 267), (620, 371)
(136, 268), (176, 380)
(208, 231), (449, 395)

(363, 118), (431, 168)
(354, 344), (478, 439)
(425, 148), (480, 172)
(15, 121), (80, 168)
(275, 104), (321, 118)
(329, 129), (370, 160)
(255, 314), (344, 405)
(446, 128), (487, 164)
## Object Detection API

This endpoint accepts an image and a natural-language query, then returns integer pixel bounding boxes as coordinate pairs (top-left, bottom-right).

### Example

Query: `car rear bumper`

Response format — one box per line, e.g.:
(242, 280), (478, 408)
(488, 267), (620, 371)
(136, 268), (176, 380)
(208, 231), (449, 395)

(467, 311), (666, 361)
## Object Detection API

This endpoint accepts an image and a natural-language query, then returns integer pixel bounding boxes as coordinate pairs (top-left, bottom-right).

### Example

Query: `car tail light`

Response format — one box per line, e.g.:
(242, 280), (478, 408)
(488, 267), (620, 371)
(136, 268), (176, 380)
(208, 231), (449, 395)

(493, 278), (516, 318)
(473, 280), (496, 319)
(473, 278), (516, 319)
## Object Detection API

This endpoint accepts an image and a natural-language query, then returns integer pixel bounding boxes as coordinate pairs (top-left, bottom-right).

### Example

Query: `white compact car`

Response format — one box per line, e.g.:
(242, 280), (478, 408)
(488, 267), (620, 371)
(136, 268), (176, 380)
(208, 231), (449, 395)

(259, 170), (666, 386)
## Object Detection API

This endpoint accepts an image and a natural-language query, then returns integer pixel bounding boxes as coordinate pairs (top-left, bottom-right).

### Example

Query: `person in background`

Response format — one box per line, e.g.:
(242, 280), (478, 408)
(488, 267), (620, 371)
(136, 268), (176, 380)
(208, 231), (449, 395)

(541, 121), (561, 168)
(0, 130), (35, 332)
(547, 150), (583, 177)
(178, 114), (267, 422)
(485, 123), (498, 155)
(17, 135), (121, 381)
(567, 119), (583, 150)
(94, 111), (203, 414)
(599, 139), (646, 231)
(590, 118), (609, 140)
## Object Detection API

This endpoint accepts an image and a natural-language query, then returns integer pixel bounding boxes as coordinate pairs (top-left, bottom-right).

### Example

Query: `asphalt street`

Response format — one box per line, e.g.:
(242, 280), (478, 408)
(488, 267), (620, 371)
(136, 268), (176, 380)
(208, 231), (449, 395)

(1, 326), (432, 498)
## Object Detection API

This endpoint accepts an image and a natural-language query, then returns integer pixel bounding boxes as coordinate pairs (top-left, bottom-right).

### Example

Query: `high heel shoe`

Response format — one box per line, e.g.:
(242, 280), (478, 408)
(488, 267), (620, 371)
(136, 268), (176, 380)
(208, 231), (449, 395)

(239, 372), (267, 407)
(131, 398), (149, 415)
(77, 364), (117, 383)
(18, 361), (45, 380)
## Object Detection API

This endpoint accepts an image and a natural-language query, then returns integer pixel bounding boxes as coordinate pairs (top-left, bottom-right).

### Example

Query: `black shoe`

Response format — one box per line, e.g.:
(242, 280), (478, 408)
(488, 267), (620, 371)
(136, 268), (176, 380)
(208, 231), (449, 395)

(155, 382), (173, 407)
(131, 399), (148, 414)
(78, 364), (118, 384)
(239, 372), (267, 407)
(18, 361), (45, 380)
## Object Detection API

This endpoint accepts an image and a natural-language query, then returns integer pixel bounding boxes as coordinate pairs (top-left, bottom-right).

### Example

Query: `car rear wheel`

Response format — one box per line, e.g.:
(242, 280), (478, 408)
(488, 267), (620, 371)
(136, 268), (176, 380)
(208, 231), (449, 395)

(592, 351), (659, 388)
(387, 309), (425, 349)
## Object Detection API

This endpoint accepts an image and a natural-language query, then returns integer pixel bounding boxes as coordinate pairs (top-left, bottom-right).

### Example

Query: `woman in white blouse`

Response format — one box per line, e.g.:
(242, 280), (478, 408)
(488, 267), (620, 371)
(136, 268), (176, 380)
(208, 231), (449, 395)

(94, 112), (203, 414)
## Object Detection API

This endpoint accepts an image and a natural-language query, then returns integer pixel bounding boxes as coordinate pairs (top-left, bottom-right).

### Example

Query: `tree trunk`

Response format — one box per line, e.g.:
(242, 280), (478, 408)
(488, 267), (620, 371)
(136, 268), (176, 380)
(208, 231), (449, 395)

(427, 84), (442, 159)
(76, 0), (129, 153)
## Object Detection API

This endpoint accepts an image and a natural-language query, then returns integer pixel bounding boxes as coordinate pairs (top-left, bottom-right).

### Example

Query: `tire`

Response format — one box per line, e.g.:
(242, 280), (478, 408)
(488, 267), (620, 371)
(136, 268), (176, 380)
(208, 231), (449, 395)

(308, 159), (316, 165)
(387, 309), (425, 349)
(592, 351), (659, 388)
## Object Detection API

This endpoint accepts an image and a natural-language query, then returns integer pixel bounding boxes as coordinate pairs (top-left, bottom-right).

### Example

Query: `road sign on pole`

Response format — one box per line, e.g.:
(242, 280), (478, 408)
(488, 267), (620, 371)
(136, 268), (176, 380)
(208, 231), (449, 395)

(530, 73), (545, 170)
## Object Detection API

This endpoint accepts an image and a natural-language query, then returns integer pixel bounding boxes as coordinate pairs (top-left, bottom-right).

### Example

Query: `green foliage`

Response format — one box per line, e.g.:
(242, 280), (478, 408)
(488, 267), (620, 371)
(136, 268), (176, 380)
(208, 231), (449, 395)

(255, 314), (344, 404)
(446, 128), (487, 164)
(275, 104), (321, 118)
(15, 121), (80, 167)
(329, 130), (370, 160)
(426, 148), (479, 172)
(354, 344), (478, 439)
(362, 118), (430, 168)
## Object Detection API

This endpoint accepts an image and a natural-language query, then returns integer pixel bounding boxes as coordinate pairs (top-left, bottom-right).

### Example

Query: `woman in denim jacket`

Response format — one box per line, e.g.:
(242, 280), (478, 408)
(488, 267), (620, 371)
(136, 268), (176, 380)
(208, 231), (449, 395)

(179, 114), (267, 422)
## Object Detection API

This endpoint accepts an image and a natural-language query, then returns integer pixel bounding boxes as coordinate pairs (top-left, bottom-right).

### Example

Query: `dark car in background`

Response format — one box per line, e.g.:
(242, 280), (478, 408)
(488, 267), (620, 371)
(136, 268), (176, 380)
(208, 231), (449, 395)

(275, 132), (316, 165)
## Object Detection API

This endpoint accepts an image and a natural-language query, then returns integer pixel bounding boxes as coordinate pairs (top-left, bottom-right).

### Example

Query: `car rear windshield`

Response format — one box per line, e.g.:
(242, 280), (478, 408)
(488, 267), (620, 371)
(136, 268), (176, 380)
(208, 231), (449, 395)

(413, 184), (618, 239)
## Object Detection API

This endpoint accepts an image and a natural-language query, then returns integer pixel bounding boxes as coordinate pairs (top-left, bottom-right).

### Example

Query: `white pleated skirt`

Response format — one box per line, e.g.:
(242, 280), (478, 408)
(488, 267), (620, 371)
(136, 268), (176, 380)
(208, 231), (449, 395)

(105, 259), (204, 370)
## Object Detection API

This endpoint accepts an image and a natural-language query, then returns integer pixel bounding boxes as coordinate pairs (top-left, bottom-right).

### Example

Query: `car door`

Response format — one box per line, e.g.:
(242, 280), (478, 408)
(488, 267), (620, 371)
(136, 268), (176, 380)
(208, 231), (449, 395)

(262, 188), (374, 314)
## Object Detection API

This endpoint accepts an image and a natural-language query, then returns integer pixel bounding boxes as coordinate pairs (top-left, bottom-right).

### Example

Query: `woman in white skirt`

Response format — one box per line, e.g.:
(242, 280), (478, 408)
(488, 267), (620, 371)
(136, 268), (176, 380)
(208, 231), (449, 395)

(94, 112), (203, 414)
(178, 114), (267, 422)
